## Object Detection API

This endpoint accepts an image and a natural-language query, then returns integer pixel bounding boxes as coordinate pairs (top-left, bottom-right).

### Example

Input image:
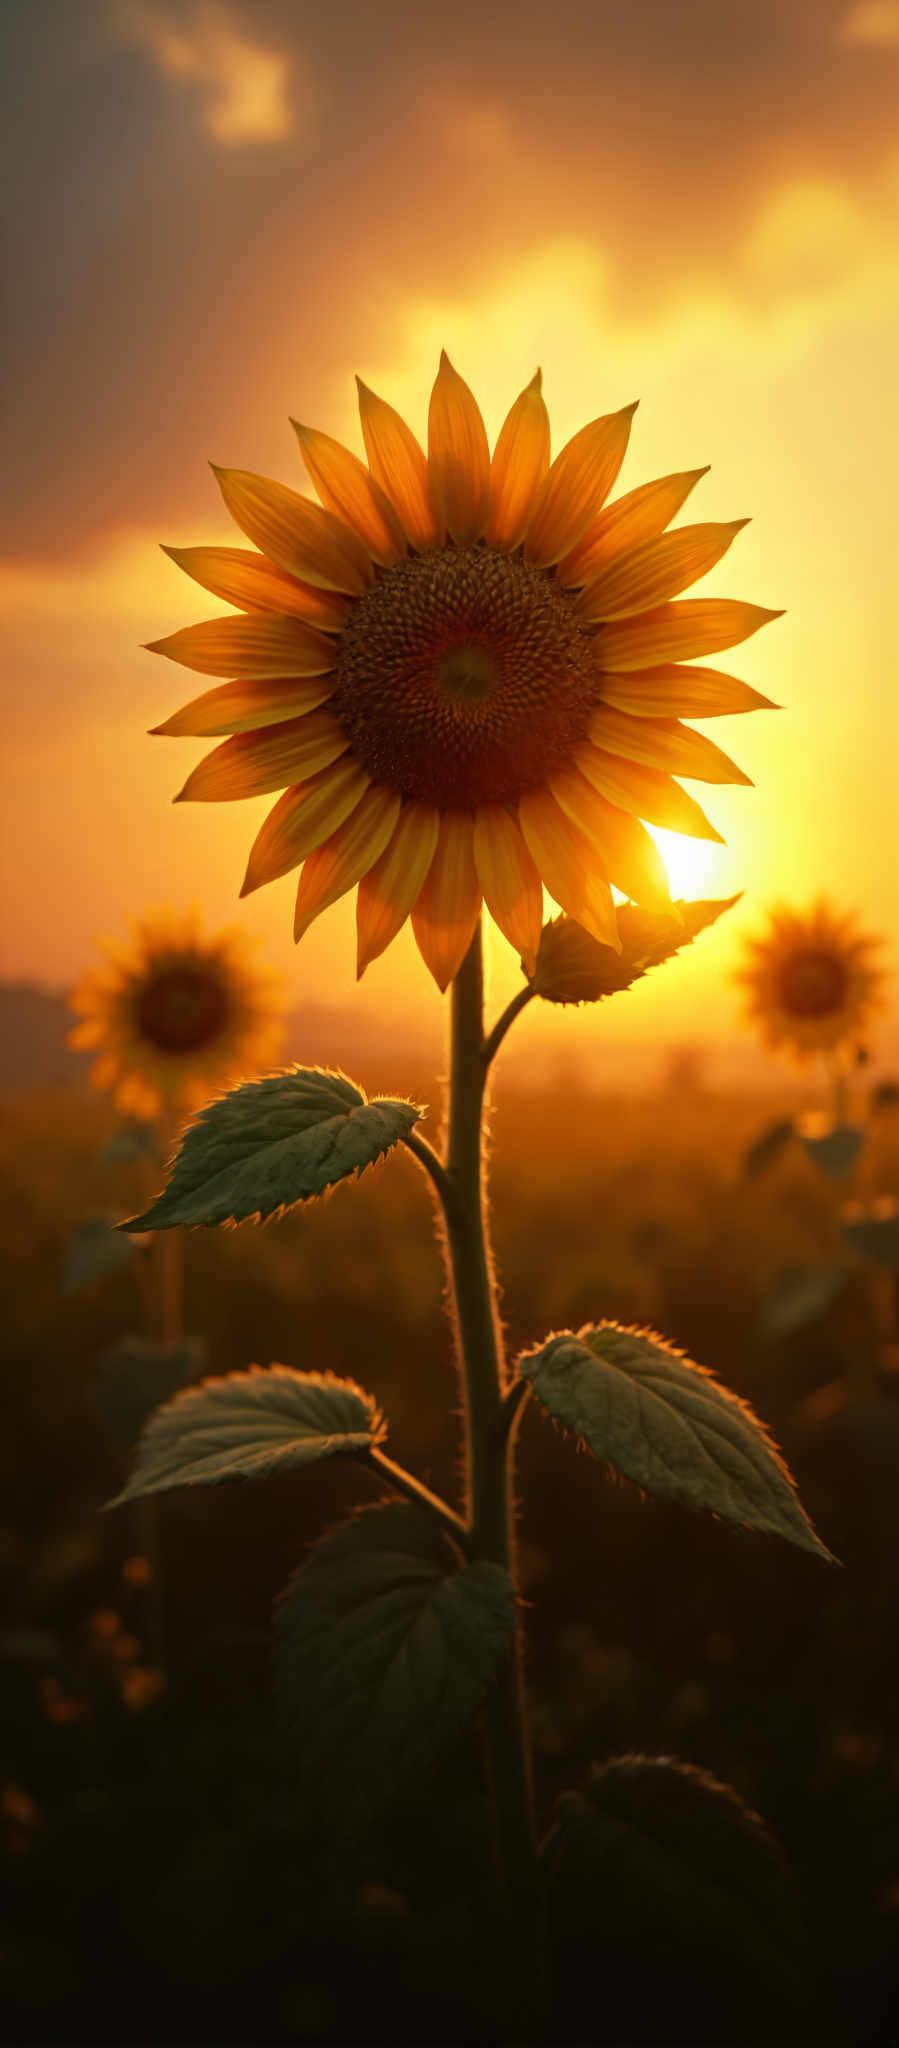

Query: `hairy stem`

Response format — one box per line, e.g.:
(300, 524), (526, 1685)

(361, 1446), (471, 1551)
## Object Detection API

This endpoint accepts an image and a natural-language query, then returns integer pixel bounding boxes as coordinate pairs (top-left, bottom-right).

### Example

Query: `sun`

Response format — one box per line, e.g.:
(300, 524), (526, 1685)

(645, 825), (724, 902)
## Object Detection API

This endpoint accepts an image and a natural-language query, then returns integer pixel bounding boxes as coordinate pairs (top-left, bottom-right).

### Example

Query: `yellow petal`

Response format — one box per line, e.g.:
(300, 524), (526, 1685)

(356, 377), (442, 549)
(472, 805), (544, 974)
(294, 785), (401, 943)
(523, 403), (638, 566)
(291, 422), (407, 567)
(160, 545), (349, 630)
(597, 663), (778, 719)
(175, 709), (349, 803)
(152, 673), (337, 739)
(557, 469), (709, 586)
(548, 765), (671, 908)
(212, 466), (374, 594)
(593, 599), (784, 670)
(575, 743), (724, 843)
(427, 351), (491, 545)
(355, 803), (440, 976)
(410, 810), (483, 991)
(241, 758), (371, 894)
(517, 787), (619, 947)
(485, 370), (551, 549)
(145, 612), (338, 680)
(575, 520), (749, 623)
(587, 706), (751, 784)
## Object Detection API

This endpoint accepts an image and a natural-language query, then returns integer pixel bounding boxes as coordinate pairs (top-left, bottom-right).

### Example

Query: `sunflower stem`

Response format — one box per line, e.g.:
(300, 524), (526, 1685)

(483, 985), (536, 1069)
(359, 1446), (471, 1552)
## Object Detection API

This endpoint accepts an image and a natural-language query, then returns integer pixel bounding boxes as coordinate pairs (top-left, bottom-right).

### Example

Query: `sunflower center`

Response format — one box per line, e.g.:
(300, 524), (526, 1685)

(777, 949), (849, 1018)
(135, 964), (230, 1053)
(331, 545), (600, 807)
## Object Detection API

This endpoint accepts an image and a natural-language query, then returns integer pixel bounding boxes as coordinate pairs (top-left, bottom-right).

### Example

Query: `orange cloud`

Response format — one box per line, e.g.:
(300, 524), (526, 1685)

(112, 0), (308, 144)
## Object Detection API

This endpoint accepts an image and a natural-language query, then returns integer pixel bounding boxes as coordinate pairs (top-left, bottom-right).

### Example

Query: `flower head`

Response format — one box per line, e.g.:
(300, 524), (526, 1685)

(149, 355), (780, 989)
(735, 900), (886, 1062)
(68, 907), (284, 1121)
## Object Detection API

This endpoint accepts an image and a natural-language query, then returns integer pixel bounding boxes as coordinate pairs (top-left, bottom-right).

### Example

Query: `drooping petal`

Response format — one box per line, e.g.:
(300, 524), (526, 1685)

(575, 743), (724, 843)
(427, 351), (492, 545)
(517, 788), (619, 948)
(291, 422), (407, 566)
(473, 805), (544, 974)
(557, 468), (709, 587)
(523, 403), (638, 567)
(355, 803), (440, 976)
(175, 709), (349, 803)
(410, 810), (483, 991)
(212, 467), (374, 594)
(160, 545), (349, 629)
(548, 766), (672, 908)
(241, 758), (371, 894)
(587, 705), (751, 784)
(592, 599), (784, 670)
(145, 612), (338, 679)
(294, 785), (401, 943)
(597, 663), (778, 719)
(485, 370), (551, 550)
(152, 673), (337, 738)
(356, 378), (442, 548)
(575, 520), (750, 623)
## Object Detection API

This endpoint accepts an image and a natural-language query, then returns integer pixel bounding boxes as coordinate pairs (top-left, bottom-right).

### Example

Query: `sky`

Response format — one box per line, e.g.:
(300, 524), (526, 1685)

(3, 0), (898, 1073)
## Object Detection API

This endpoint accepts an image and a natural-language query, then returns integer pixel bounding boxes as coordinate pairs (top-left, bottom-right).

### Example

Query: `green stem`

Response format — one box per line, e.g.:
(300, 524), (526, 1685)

(361, 1446), (471, 1551)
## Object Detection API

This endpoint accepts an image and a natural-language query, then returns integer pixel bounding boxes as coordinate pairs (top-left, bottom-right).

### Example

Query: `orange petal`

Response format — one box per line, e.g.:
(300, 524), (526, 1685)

(410, 810), (483, 991)
(292, 422), (407, 566)
(587, 706), (751, 784)
(576, 520), (749, 623)
(575, 743), (724, 843)
(548, 765), (671, 908)
(241, 758), (371, 894)
(160, 545), (349, 630)
(356, 377), (442, 548)
(485, 370), (551, 549)
(355, 803), (440, 976)
(427, 352), (491, 545)
(472, 805), (544, 974)
(592, 599), (784, 670)
(523, 403), (638, 566)
(517, 787), (619, 947)
(557, 468), (710, 586)
(152, 673), (337, 739)
(175, 709), (349, 803)
(294, 784), (401, 943)
(597, 663), (778, 719)
(212, 466), (374, 594)
(145, 612), (337, 680)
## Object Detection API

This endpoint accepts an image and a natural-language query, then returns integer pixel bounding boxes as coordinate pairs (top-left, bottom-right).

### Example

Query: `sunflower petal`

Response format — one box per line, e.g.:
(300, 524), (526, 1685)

(294, 785), (401, 943)
(355, 804), (440, 976)
(557, 468), (709, 587)
(410, 811), (483, 991)
(152, 674), (337, 739)
(523, 403), (638, 567)
(292, 422), (407, 566)
(597, 664), (779, 719)
(160, 546), (349, 630)
(576, 520), (750, 623)
(428, 351), (492, 545)
(241, 759), (371, 894)
(548, 766), (672, 908)
(575, 743), (724, 843)
(486, 370), (551, 549)
(145, 613), (337, 680)
(593, 599), (784, 670)
(517, 788), (619, 948)
(587, 706), (751, 784)
(473, 805), (544, 974)
(175, 710), (349, 803)
(212, 467), (374, 594)
(356, 378), (442, 548)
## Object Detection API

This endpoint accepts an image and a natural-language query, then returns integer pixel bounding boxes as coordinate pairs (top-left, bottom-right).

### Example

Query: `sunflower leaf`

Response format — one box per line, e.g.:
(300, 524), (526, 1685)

(119, 1066), (423, 1230)
(517, 1321), (833, 1559)
(796, 1115), (864, 1181)
(110, 1364), (384, 1504)
(529, 896), (740, 1004)
(741, 1116), (795, 1179)
(275, 1503), (516, 1835)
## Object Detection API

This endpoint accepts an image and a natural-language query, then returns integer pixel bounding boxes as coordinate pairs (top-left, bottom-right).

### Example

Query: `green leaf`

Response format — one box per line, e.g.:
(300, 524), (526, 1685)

(529, 896), (740, 1005)
(119, 1066), (423, 1231)
(758, 1262), (849, 1339)
(111, 1364), (385, 1504)
(741, 1116), (795, 1179)
(796, 1113), (864, 1181)
(518, 1321), (832, 1558)
(92, 1335), (205, 1448)
(62, 1218), (137, 1292)
(275, 1503), (516, 1833)
(841, 1197), (899, 1267)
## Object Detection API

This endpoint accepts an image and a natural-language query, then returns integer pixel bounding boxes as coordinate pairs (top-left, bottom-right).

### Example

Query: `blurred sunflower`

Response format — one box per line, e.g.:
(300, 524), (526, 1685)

(148, 355), (781, 989)
(68, 908), (284, 1122)
(735, 902), (886, 1062)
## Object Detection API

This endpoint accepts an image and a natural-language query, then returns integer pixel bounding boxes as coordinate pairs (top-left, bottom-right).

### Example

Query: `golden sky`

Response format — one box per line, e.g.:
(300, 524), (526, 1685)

(3, 0), (897, 1068)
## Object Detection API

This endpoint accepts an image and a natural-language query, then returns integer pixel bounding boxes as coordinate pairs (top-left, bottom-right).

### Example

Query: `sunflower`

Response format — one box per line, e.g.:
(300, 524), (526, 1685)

(735, 901), (886, 1061)
(148, 355), (780, 989)
(68, 907), (284, 1122)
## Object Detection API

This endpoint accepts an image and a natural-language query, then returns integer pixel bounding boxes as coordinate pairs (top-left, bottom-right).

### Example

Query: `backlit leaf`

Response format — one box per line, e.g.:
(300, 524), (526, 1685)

(529, 896), (739, 1004)
(741, 1117), (795, 1179)
(111, 1364), (383, 1503)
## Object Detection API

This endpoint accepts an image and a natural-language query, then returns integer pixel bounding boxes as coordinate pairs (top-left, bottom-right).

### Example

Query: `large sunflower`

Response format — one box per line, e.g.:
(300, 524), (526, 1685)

(68, 907), (284, 1121)
(735, 901), (886, 1061)
(148, 355), (780, 989)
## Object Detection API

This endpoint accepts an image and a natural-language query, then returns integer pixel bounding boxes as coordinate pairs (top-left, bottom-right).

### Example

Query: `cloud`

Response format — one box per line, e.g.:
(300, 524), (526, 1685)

(111, 0), (310, 144)
(837, 1), (899, 45)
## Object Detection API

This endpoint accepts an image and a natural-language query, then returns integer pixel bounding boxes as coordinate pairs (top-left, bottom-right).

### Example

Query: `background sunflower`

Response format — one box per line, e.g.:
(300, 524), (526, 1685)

(735, 900), (886, 1063)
